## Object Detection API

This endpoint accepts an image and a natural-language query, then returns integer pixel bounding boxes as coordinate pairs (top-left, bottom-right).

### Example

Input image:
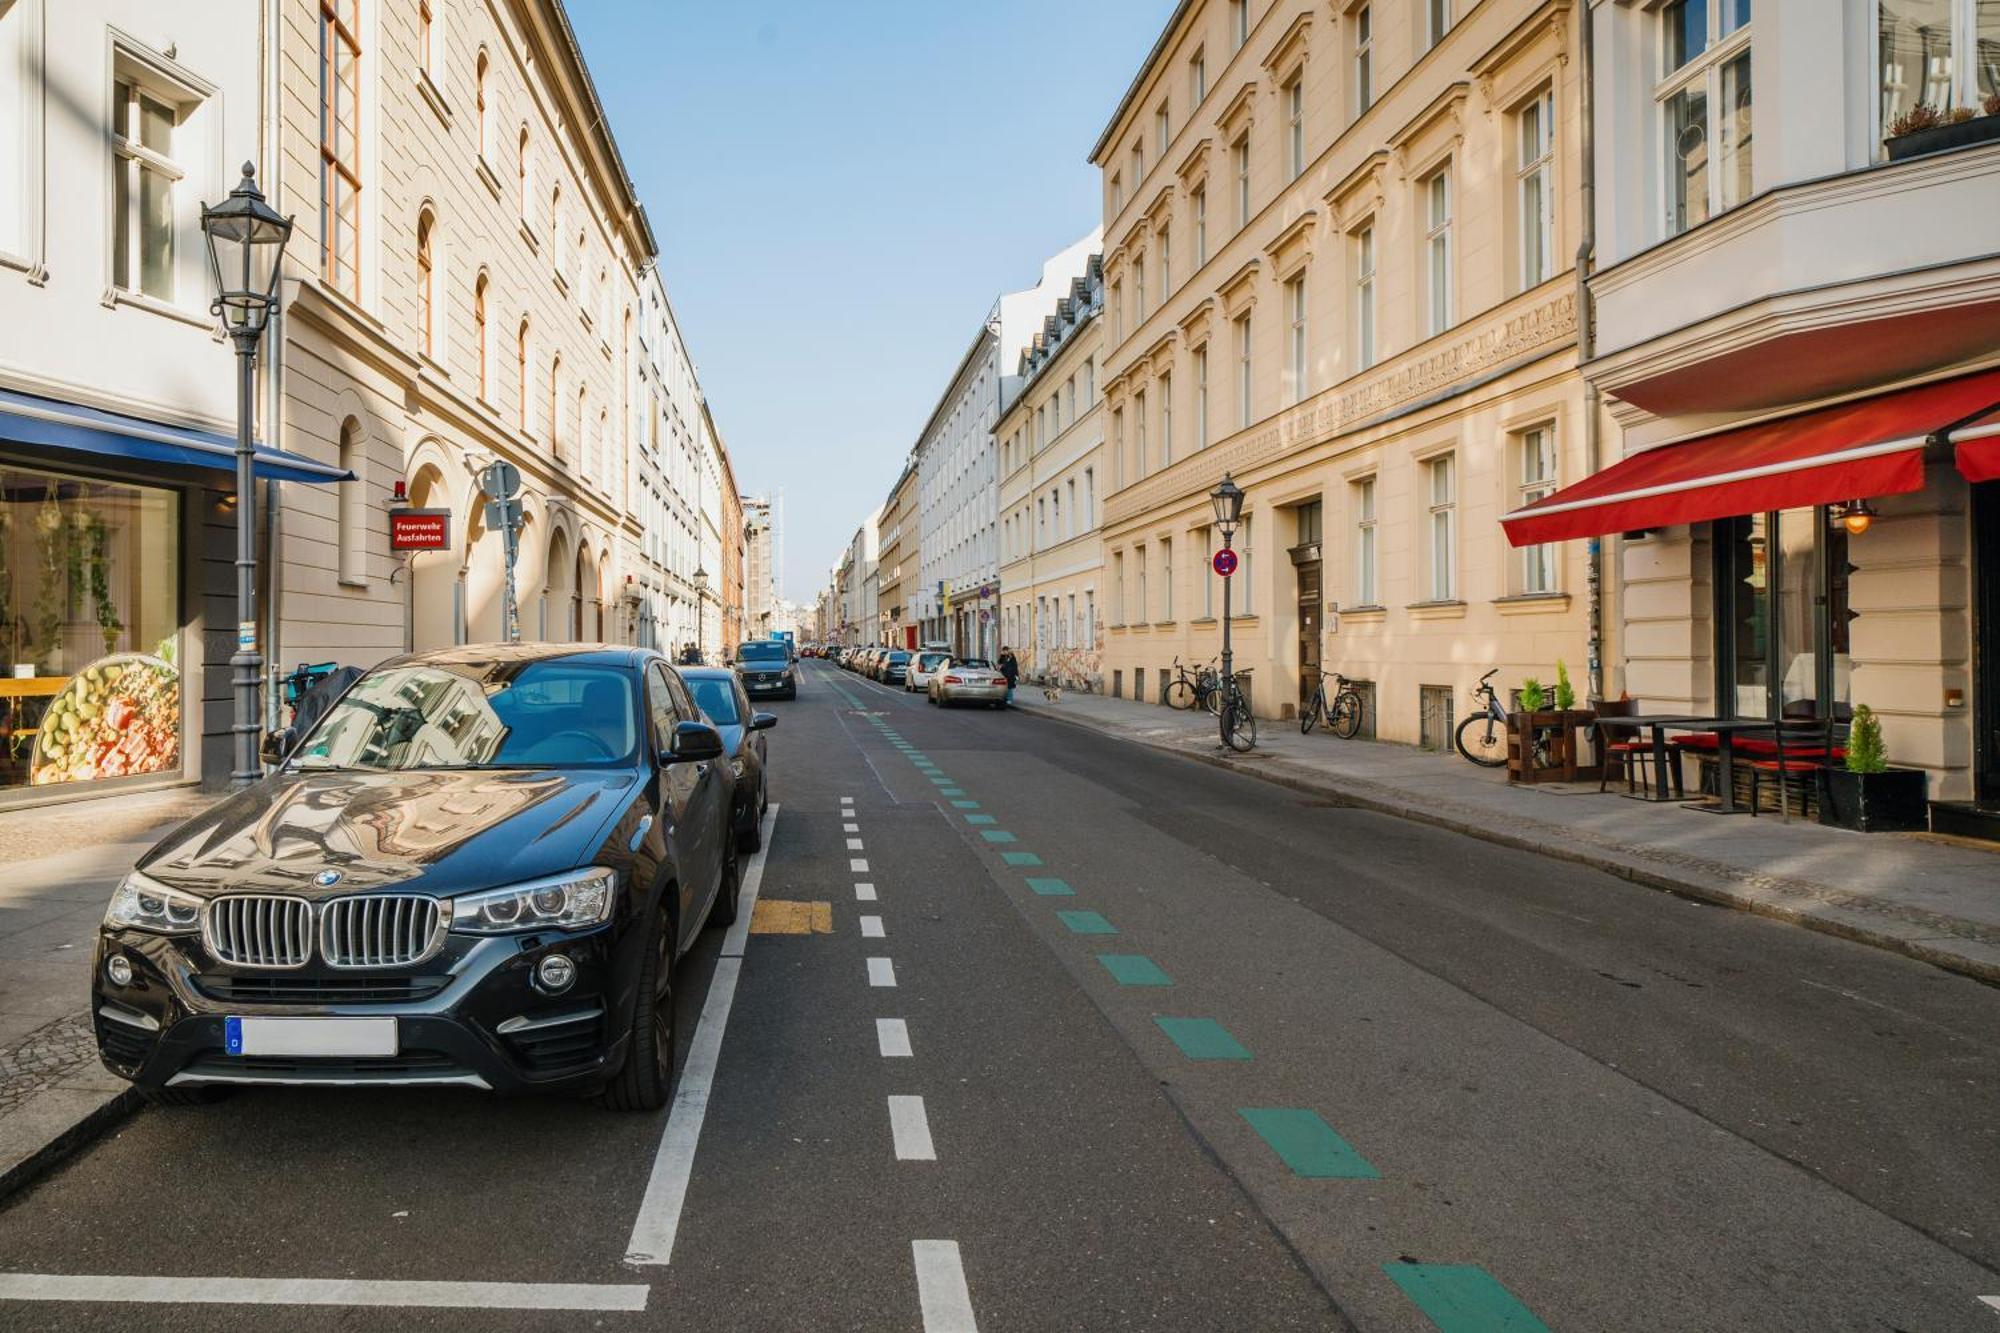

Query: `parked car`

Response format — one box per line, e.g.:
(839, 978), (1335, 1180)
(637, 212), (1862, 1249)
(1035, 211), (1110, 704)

(731, 639), (796, 700)
(929, 657), (1008, 707)
(906, 649), (951, 693)
(683, 667), (776, 853)
(880, 650), (913, 685)
(91, 645), (738, 1112)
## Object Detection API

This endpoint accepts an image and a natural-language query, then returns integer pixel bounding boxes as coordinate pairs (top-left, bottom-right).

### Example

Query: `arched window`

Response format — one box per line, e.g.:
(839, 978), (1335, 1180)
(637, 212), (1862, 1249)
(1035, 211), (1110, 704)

(516, 319), (531, 432)
(473, 273), (490, 398)
(576, 385), (588, 472)
(550, 184), (562, 270)
(337, 417), (365, 585)
(475, 52), (491, 159)
(517, 126), (532, 220)
(415, 209), (436, 358)
(596, 408), (608, 485)
(548, 354), (562, 453)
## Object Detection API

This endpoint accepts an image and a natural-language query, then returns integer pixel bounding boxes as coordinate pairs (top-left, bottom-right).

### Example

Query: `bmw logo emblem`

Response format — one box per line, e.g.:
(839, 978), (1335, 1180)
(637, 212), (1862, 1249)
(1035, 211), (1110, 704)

(313, 870), (342, 888)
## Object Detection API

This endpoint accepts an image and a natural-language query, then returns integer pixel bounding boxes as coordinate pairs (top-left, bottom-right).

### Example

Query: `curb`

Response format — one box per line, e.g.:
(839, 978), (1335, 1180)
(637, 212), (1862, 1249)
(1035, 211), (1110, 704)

(1017, 703), (2000, 988)
(0, 1083), (142, 1208)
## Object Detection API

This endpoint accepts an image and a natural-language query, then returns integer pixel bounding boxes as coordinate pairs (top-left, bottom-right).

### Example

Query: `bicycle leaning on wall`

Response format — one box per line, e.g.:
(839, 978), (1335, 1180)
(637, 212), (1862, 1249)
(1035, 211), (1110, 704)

(1300, 671), (1364, 738)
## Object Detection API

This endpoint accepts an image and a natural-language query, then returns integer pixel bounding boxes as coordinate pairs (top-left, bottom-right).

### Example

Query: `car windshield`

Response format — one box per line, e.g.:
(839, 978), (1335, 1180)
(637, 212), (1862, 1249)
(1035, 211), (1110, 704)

(736, 642), (787, 662)
(687, 676), (740, 725)
(289, 660), (639, 771)
(918, 652), (950, 670)
(888, 652), (910, 663)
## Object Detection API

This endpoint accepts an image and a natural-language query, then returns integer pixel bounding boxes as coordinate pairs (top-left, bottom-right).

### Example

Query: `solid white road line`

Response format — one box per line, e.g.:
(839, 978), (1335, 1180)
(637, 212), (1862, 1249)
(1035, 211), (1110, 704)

(846, 838), (865, 850)
(867, 957), (897, 987)
(1981, 1296), (2000, 1312)
(624, 805), (778, 1267)
(0, 1275), (647, 1311)
(877, 1018), (912, 1057)
(860, 914), (885, 938)
(888, 1095), (936, 1160)
(850, 858), (869, 873)
(855, 882), (877, 901)
(912, 1241), (979, 1332)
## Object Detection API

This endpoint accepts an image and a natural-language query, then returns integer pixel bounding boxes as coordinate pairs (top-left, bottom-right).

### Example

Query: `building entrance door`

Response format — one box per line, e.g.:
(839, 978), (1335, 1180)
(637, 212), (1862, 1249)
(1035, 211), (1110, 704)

(1974, 481), (2000, 804)
(1294, 554), (1322, 712)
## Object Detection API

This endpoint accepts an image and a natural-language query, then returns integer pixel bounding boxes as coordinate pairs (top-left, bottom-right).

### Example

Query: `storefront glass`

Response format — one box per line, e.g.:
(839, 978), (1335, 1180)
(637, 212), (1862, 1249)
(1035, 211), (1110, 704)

(0, 466), (181, 790)
(1714, 509), (1850, 722)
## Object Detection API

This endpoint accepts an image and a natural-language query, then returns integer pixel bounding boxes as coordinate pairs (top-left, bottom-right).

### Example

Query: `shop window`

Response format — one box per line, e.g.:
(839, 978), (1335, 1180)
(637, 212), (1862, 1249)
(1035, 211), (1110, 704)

(0, 469), (182, 790)
(1714, 509), (1852, 722)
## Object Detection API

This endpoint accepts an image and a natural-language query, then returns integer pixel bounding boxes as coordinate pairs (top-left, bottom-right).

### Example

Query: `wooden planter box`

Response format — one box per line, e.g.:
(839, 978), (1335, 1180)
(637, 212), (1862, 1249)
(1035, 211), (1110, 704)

(1507, 708), (1601, 784)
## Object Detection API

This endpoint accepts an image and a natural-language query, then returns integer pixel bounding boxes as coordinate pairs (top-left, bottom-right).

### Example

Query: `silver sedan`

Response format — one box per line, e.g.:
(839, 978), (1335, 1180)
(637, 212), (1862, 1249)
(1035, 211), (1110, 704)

(928, 658), (1008, 708)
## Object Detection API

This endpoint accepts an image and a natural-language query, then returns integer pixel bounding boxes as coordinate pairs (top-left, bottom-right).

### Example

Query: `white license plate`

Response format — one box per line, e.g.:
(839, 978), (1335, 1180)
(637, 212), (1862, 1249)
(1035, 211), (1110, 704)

(225, 1016), (398, 1058)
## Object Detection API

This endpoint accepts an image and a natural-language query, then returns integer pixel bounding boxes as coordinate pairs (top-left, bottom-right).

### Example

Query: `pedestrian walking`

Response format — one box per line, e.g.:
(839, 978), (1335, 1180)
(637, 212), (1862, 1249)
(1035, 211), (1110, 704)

(998, 646), (1020, 706)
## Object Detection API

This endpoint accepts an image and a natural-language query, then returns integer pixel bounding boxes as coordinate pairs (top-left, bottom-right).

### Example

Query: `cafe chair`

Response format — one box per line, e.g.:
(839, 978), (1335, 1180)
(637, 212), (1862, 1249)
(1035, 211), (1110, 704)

(1594, 699), (1683, 798)
(1747, 721), (1829, 823)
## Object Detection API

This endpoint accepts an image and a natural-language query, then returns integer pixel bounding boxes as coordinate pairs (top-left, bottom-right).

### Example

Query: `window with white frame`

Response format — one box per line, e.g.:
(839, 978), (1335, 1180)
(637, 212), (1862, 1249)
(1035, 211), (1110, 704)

(1286, 76), (1306, 179)
(1193, 187), (1208, 266)
(1191, 48), (1208, 104)
(1239, 515), (1254, 613)
(1194, 345), (1210, 448)
(1516, 426), (1559, 594)
(1878, 0), (1998, 135)
(1234, 135), (1251, 227)
(1112, 551), (1125, 623)
(1084, 358), (1095, 403)
(1161, 537), (1175, 620)
(476, 52), (492, 159)
(1112, 408), (1124, 487)
(1427, 0), (1453, 49)
(1425, 455), (1456, 601)
(111, 75), (183, 302)
(1130, 143), (1144, 191)
(1353, 224), (1377, 370)
(1353, 5), (1373, 117)
(1111, 279), (1123, 342)
(1136, 545), (1148, 622)
(1196, 524), (1214, 615)
(1658, 0), (1752, 238)
(1232, 0), (1249, 50)
(0, 0), (23, 257)
(311, 0), (359, 296)
(1135, 389), (1149, 475)
(1136, 248), (1147, 320)
(1423, 167), (1453, 336)
(1353, 476), (1377, 605)
(1160, 371), (1174, 465)
(1159, 226), (1172, 296)
(1085, 588), (1096, 644)
(1157, 105), (1171, 156)
(1235, 313), (1253, 429)
(1084, 467), (1095, 525)
(1517, 88), (1555, 290)
(1111, 173), (1123, 214)
(1286, 275), (1308, 402)
(1067, 478), (1077, 535)
(416, 209), (437, 358)
(1065, 377), (1076, 424)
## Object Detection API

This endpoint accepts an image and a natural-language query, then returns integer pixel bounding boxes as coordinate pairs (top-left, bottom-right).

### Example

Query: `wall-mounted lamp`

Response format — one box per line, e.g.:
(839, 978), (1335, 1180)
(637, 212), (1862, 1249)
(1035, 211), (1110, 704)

(1832, 499), (1879, 536)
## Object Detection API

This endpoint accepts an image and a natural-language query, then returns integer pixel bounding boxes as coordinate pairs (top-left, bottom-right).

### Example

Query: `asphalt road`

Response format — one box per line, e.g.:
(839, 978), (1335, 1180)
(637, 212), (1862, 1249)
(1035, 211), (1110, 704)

(1, 657), (1996, 1331)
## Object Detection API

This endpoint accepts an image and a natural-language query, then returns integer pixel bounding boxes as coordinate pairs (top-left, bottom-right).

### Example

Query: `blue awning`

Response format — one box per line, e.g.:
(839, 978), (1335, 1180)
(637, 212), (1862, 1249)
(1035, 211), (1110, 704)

(0, 387), (352, 484)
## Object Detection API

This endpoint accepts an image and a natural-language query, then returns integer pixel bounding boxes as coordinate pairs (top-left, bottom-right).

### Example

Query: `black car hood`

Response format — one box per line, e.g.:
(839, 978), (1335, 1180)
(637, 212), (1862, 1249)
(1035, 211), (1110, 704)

(140, 768), (637, 899)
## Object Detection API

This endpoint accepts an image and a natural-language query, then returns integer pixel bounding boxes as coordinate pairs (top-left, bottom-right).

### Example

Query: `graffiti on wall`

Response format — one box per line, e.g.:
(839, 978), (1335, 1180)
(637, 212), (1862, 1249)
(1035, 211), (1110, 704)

(1037, 644), (1103, 693)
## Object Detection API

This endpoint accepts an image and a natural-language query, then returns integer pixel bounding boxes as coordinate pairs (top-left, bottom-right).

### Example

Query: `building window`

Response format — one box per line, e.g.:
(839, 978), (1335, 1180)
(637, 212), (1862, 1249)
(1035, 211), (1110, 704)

(1234, 135), (1251, 227)
(517, 127), (532, 220)
(1136, 545), (1148, 623)
(1191, 48), (1208, 103)
(1231, 0), (1249, 50)
(1083, 467), (1095, 525)
(1353, 5), (1373, 117)
(1516, 427), (1558, 594)
(475, 52), (491, 158)
(1112, 551), (1126, 623)
(1157, 105), (1171, 156)
(548, 354), (562, 453)
(1517, 89), (1555, 290)
(1111, 280), (1122, 342)
(338, 417), (366, 585)
(1111, 172), (1123, 214)
(1426, 455), (1456, 601)
(1286, 76), (1305, 179)
(1196, 524), (1214, 616)
(1286, 275), (1308, 402)
(319, 0), (363, 299)
(1135, 252), (1146, 321)
(516, 320), (531, 431)
(1658, 0), (1752, 237)
(1424, 167), (1453, 336)
(1159, 227), (1172, 296)
(1235, 313), (1253, 429)
(111, 77), (180, 302)
(1160, 371), (1174, 465)
(1879, 0), (2000, 134)
(1427, 0), (1453, 49)
(1084, 358), (1095, 403)
(474, 273), (490, 397)
(418, 0), (438, 83)
(1354, 476), (1377, 605)
(1194, 346), (1210, 448)
(1353, 224), (1377, 370)
(1135, 389), (1148, 475)
(1192, 187), (1207, 267)
(1067, 478), (1078, 535)
(416, 209), (436, 358)
(1239, 515), (1254, 614)
(1161, 537), (1175, 620)
(1130, 143), (1144, 191)
(1111, 408), (1124, 488)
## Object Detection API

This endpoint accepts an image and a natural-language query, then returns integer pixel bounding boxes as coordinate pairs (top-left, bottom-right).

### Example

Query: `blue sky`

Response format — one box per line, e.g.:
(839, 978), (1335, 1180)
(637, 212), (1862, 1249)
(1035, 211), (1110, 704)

(568, 1), (1176, 602)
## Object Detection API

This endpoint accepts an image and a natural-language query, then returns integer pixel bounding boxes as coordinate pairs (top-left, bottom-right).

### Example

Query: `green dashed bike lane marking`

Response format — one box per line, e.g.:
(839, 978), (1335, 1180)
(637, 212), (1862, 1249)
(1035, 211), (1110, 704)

(1154, 1017), (1251, 1061)
(1024, 877), (1073, 896)
(1239, 1108), (1379, 1179)
(1056, 910), (1117, 935)
(1097, 953), (1171, 986)
(1382, 1264), (1551, 1332)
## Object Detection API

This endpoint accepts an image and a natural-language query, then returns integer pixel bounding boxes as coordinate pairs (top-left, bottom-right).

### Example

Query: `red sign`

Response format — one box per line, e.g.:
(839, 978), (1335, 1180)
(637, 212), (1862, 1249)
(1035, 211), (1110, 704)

(1212, 548), (1239, 577)
(389, 507), (452, 552)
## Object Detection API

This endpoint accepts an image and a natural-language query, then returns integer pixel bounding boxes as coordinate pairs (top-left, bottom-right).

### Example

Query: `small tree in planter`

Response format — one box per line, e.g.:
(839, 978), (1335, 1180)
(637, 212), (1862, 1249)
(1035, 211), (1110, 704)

(1818, 704), (1929, 832)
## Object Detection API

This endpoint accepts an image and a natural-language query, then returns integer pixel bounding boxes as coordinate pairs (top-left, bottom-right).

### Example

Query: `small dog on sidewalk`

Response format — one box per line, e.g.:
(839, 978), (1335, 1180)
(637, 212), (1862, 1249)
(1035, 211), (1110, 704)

(1041, 684), (1063, 702)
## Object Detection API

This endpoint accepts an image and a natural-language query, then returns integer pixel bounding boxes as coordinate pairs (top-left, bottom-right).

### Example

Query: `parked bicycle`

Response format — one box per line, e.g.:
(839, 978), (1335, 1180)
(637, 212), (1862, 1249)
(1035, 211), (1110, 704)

(1455, 667), (1548, 769)
(1300, 671), (1364, 738)
(1217, 667), (1257, 752)
(1165, 656), (1222, 713)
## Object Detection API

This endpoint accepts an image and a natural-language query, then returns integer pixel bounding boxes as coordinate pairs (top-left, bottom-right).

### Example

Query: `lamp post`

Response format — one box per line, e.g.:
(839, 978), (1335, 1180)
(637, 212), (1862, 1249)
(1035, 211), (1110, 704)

(201, 163), (294, 786)
(692, 567), (709, 663)
(1209, 473), (1245, 748)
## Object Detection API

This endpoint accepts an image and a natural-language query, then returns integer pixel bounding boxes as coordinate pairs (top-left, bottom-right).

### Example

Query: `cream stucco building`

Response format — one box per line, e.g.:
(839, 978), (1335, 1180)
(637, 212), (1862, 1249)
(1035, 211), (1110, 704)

(1094, 0), (1598, 742)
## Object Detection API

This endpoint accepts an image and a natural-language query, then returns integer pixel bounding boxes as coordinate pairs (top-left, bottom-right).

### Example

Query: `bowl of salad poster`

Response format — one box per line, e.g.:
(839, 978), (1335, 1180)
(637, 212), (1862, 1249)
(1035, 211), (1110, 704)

(30, 653), (181, 785)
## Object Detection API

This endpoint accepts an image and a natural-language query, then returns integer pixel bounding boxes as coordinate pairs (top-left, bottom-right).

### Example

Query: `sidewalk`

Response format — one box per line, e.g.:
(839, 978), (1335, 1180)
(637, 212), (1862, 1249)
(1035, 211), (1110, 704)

(1013, 690), (2000, 984)
(0, 786), (217, 1198)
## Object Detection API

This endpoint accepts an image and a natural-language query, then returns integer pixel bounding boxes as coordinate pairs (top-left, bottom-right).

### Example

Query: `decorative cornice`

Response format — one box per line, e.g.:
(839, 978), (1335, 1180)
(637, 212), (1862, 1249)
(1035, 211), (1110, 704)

(1178, 297), (1217, 345)
(1260, 11), (1314, 78)
(1265, 209), (1319, 278)
(1144, 328), (1180, 375)
(1218, 257), (1262, 316)
(1388, 81), (1472, 176)
(1470, 0), (1573, 107)
(1217, 80), (1260, 141)
(1325, 150), (1390, 229)
(1176, 136), (1213, 188)
(1144, 183), (1178, 229)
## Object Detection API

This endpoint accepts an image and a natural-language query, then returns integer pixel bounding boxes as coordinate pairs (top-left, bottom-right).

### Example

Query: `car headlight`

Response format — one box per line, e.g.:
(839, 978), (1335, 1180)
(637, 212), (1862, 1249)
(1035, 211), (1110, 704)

(729, 755), (746, 779)
(451, 866), (616, 934)
(105, 870), (203, 934)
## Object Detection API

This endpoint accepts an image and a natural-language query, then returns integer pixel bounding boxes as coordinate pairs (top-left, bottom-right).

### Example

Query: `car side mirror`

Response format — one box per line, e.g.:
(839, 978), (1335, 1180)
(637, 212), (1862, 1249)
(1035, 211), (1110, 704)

(665, 720), (725, 764)
(750, 712), (777, 731)
(260, 731), (291, 765)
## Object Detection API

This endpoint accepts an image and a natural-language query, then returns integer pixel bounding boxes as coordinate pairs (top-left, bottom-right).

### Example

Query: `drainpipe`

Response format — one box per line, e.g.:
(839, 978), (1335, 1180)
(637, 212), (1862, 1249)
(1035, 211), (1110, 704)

(1575, 0), (1605, 705)
(261, 0), (287, 735)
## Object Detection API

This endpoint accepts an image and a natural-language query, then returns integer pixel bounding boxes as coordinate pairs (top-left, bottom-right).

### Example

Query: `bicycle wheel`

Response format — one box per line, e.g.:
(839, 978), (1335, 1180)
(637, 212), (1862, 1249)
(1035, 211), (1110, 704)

(1202, 684), (1223, 716)
(1224, 700), (1258, 752)
(1165, 678), (1197, 711)
(1299, 694), (1321, 735)
(1455, 712), (1508, 767)
(1330, 691), (1363, 739)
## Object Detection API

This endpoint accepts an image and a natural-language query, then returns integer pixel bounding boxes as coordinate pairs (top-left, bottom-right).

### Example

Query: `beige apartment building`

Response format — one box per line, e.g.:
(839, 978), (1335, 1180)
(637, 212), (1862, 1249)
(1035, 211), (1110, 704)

(998, 256), (1107, 689)
(876, 463), (917, 647)
(1094, 0), (1597, 742)
(272, 0), (654, 665)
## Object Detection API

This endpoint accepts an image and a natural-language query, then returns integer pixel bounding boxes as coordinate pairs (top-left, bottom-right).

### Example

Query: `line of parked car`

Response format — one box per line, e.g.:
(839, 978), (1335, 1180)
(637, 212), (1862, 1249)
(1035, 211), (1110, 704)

(824, 644), (1009, 708)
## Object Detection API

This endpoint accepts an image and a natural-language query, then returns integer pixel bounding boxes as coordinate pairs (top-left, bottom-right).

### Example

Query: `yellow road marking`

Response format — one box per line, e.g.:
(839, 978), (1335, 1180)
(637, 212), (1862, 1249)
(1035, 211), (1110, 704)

(749, 900), (833, 934)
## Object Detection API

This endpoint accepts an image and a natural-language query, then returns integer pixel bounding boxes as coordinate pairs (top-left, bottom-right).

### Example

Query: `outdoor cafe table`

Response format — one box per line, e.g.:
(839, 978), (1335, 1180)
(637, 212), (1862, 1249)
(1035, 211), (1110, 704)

(1685, 717), (1830, 815)
(1593, 715), (1713, 802)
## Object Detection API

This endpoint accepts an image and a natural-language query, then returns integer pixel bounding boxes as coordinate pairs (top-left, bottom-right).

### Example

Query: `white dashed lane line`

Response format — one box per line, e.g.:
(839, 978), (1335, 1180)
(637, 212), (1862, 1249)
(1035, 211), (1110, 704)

(877, 1019), (912, 1058)
(847, 838), (865, 850)
(850, 858), (870, 873)
(867, 957), (897, 987)
(888, 1096), (937, 1161)
(860, 915), (885, 938)
(855, 882), (877, 901)
(843, 823), (860, 833)
(912, 1241), (979, 1333)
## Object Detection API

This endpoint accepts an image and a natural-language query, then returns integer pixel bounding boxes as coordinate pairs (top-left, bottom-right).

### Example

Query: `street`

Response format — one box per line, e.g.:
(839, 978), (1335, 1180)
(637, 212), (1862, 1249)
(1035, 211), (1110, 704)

(1, 659), (1998, 1331)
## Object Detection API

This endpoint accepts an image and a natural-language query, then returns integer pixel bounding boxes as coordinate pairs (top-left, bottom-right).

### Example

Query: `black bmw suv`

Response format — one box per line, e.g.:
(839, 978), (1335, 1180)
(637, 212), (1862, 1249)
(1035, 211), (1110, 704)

(92, 644), (739, 1111)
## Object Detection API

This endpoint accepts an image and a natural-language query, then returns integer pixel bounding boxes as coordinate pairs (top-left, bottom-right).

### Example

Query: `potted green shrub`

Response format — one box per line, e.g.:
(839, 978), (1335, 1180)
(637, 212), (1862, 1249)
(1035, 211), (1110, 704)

(1885, 99), (2000, 161)
(1818, 704), (1929, 832)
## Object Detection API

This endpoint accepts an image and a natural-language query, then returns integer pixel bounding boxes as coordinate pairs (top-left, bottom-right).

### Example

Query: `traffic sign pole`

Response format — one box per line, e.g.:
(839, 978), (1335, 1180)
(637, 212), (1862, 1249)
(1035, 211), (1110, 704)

(479, 464), (525, 643)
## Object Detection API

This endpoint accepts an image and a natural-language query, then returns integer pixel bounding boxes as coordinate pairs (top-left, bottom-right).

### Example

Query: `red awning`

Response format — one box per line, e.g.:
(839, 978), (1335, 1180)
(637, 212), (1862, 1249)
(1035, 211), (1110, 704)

(1502, 367), (2000, 547)
(1954, 413), (2000, 484)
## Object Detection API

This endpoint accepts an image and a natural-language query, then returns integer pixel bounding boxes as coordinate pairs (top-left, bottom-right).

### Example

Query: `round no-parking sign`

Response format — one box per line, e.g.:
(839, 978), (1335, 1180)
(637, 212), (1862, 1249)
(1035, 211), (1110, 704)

(1212, 548), (1239, 578)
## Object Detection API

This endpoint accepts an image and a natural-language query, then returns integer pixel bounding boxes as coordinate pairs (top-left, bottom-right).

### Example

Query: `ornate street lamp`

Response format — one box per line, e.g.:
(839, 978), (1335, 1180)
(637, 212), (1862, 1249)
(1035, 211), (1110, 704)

(1209, 474), (1246, 747)
(202, 163), (293, 785)
(692, 567), (709, 662)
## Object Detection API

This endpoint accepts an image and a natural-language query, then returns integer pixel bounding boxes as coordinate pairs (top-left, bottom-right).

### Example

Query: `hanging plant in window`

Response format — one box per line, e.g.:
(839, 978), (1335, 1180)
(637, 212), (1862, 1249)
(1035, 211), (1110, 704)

(32, 485), (67, 671)
(85, 513), (123, 653)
